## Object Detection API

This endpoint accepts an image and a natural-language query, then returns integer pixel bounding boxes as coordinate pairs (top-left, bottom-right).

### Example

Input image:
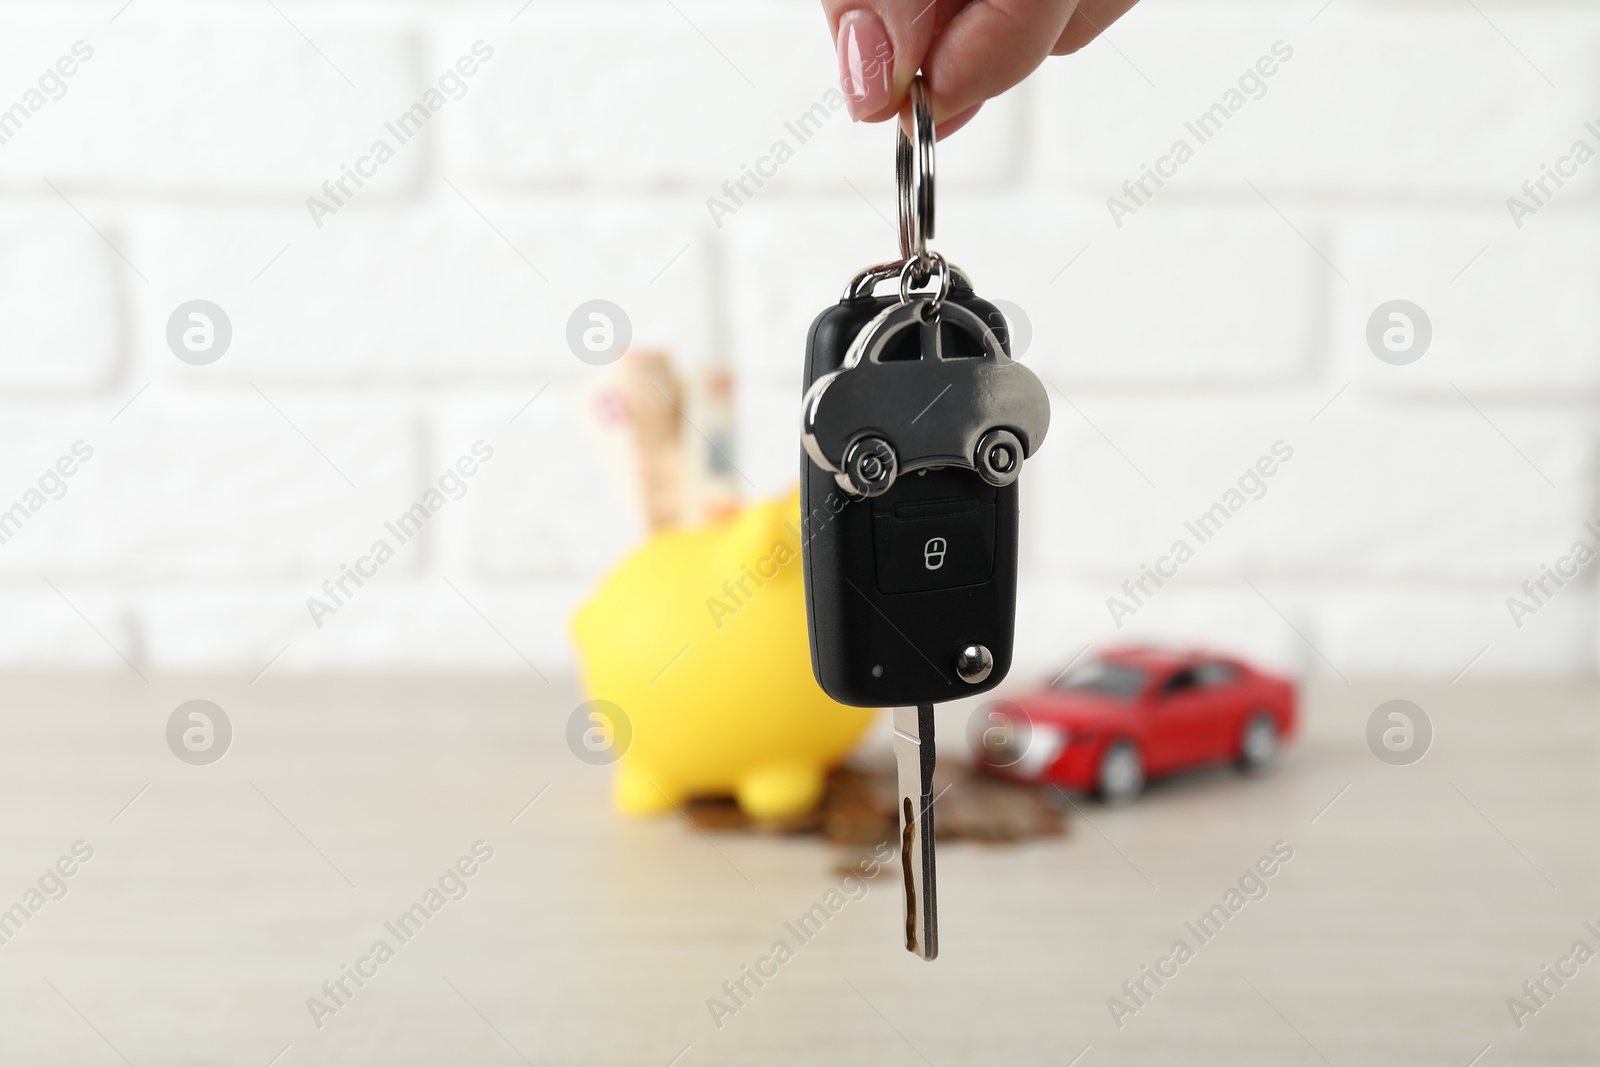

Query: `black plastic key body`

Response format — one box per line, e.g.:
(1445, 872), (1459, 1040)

(800, 286), (1020, 708)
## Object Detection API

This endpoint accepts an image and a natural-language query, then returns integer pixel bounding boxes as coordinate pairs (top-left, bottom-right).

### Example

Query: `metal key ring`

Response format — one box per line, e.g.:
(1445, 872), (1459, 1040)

(896, 74), (936, 266)
(845, 257), (974, 302)
(899, 250), (950, 312)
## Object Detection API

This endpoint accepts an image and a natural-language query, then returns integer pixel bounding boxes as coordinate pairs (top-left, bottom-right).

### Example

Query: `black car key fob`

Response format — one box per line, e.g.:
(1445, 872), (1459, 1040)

(797, 74), (1051, 960)
(799, 262), (1049, 708)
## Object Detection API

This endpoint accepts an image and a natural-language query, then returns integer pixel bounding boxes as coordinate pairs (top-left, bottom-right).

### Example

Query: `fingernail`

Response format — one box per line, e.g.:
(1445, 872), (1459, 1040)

(836, 10), (894, 120)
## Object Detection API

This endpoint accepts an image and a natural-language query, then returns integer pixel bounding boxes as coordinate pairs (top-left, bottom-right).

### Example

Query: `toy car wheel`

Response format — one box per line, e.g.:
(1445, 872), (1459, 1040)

(1097, 742), (1144, 806)
(1238, 712), (1280, 773)
(843, 436), (898, 497)
(974, 428), (1024, 487)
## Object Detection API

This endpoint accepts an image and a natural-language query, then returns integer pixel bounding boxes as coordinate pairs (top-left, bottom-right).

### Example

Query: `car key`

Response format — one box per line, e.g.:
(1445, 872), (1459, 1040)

(798, 76), (1050, 959)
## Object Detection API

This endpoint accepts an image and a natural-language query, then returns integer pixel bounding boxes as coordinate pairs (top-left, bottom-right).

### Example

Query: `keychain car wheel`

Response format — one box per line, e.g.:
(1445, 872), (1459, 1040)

(974, 427), (1024, 487)
(843, 435), (898, 496)
(1238, 712), (1280, 773)
(1097, 742), (1144, 806)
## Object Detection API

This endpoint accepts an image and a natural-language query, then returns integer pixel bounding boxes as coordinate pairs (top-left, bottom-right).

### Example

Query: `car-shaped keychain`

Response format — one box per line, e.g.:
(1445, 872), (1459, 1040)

(801, 291), (1051, 498)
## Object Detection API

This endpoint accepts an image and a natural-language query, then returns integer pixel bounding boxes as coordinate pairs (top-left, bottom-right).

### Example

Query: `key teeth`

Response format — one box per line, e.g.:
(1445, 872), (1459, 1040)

(917, 796), (938, 960)
(901, 797), (918, 954)
(895, 704), (939, 961)
(899, 793), (937, 960)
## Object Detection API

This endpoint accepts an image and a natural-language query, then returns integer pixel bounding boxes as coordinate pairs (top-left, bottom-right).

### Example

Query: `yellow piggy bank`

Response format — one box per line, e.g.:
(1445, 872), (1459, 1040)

(571, 489), (875, 819)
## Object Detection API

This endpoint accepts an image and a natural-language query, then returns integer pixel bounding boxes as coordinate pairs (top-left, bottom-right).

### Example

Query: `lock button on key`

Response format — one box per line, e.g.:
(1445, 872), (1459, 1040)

(871, 496), (996, 594)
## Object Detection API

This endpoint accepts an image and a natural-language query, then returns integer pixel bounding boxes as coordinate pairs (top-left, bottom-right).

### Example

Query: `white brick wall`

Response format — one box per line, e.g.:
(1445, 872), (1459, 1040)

(0, 0), (1595, 679)
(0, 217), (119, 391)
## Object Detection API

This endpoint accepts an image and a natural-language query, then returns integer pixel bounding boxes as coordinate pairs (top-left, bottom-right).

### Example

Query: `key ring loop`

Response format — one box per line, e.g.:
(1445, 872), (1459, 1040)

(896, 74), (936, 267)
(899, 250), (950, 312)
(844, 258), (974, 302)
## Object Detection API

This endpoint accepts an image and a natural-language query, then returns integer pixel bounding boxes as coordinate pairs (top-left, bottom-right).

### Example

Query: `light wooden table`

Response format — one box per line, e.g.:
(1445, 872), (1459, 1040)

(0, 675), (1595, 1065)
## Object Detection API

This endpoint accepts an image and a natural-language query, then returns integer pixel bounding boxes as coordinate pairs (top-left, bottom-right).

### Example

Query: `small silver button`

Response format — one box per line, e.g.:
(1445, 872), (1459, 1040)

(955, 643), (993, 684)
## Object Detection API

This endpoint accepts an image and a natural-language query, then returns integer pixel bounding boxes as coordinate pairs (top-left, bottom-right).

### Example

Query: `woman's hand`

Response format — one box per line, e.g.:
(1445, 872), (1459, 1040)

(825, 0), (1142, 138)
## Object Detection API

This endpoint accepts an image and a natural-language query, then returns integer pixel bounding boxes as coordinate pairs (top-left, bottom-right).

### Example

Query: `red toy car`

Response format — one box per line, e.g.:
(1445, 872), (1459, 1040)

(972, 647), (1296, 804)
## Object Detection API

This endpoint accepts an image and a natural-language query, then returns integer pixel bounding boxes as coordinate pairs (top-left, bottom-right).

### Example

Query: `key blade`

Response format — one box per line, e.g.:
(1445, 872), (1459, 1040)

(893, 704), (938, 960)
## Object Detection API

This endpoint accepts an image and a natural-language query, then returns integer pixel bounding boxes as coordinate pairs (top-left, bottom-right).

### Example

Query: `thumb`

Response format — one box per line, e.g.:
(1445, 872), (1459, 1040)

(821, 1), (949, 122)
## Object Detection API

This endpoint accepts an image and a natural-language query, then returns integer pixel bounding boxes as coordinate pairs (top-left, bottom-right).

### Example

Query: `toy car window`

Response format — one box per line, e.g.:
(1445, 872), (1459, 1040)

(879, 329), (923, 362)
(1162, 668), (1199, 696)
(1052, 661), (1144, 701)
(1195, 663), (1238, 688)
(939, 321), (986, 358)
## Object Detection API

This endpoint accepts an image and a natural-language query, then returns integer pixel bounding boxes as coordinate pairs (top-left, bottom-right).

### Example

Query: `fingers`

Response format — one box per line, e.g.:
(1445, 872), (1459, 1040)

(822, 0), (1142, 136)
(1051, 0), (1142, 55)
(920, 0), (1079, 123)
(935, 102), (982, 141)
(821, 0), (953, 122)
